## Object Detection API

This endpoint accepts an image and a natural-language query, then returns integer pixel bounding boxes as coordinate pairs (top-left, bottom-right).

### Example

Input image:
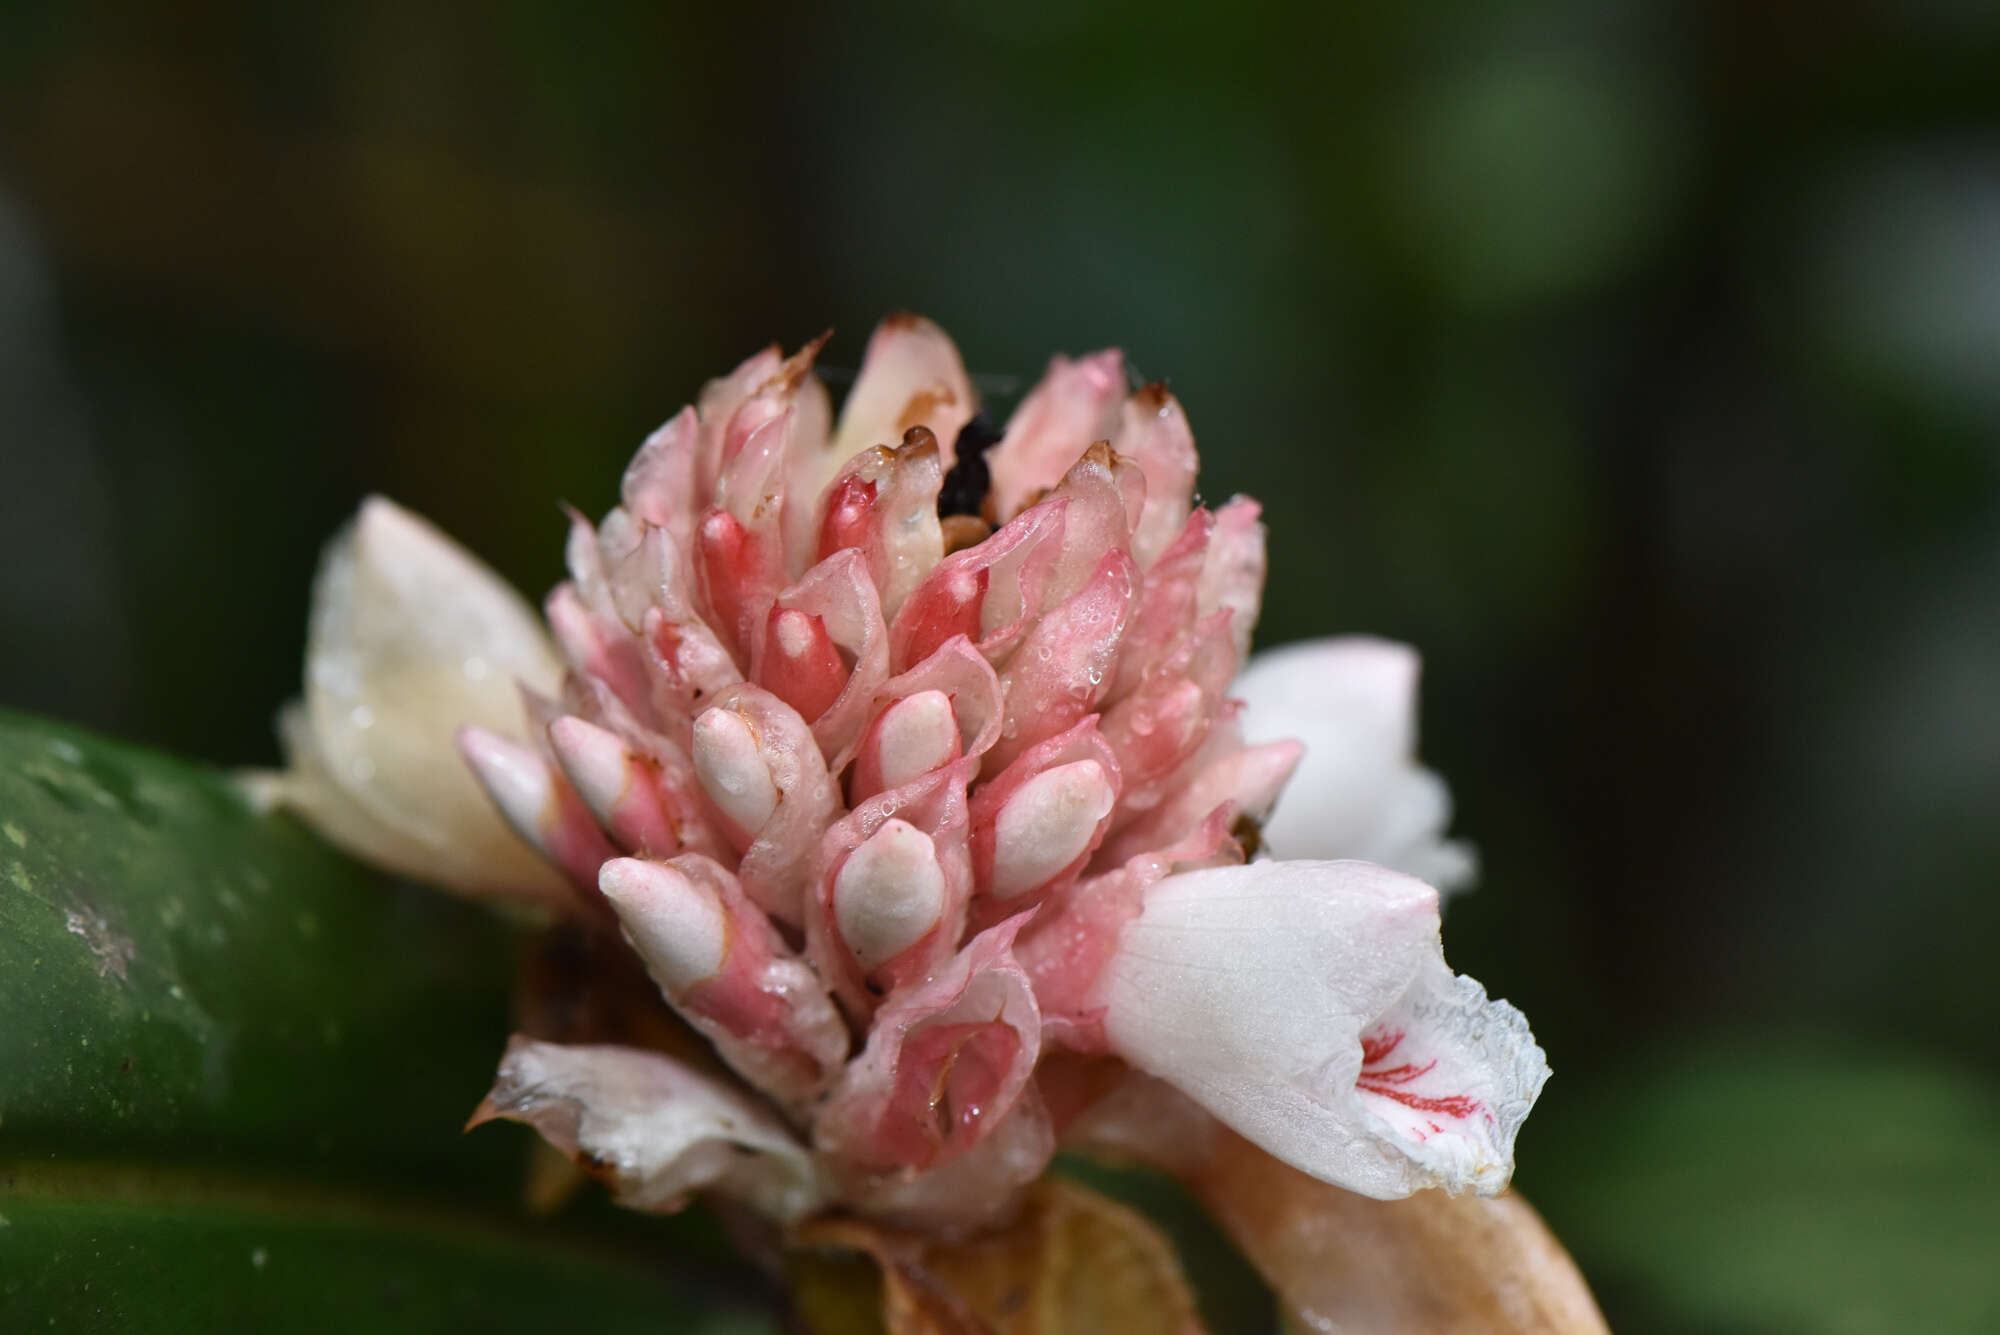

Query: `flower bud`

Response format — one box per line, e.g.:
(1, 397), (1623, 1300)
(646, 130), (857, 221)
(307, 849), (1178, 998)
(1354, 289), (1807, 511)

(548, 715), (678, 857)
(989, 759), (1116, 899)
(834, 818), (947, 971)
(854, 689), (960, 798)
(599, 857), (728, 993)
(691, 706), (779, 841)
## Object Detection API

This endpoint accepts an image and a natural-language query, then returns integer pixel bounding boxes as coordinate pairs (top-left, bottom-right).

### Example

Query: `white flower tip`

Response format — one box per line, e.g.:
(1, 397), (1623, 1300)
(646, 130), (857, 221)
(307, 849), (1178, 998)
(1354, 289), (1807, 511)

(544, 583), (596, 659)
(351, 494), (443, 565)
(771, 608), (818, 661)
(872, 689), (960, 790)
(1076, 347), (1125, 390)
(690, 706), (779, 835)
(599, 857), (728, 992)
(457, 726), (552, 841)
(698, 508), (737, 546)
(547, 715), (632, 823)
(989, 759), (1116, 899)
(834, 818), (946, 970)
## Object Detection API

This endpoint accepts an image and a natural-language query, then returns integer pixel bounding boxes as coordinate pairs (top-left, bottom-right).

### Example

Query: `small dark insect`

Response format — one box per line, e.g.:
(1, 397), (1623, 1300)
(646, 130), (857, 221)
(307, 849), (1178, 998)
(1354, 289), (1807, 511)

(937, 413), (1004, 520)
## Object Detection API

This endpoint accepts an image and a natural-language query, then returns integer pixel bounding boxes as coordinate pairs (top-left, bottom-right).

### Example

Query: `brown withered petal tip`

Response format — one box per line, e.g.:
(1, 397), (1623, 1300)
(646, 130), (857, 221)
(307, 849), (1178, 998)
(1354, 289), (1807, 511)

(774, 331), (835, 388)
(1078, 440), (1121, 470)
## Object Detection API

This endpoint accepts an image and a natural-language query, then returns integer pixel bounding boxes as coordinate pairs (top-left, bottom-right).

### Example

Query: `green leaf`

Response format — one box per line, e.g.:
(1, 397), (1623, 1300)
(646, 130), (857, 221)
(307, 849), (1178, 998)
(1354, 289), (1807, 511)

(0, 711), (773, 1331)
(1525, 1037), (2000, 1335)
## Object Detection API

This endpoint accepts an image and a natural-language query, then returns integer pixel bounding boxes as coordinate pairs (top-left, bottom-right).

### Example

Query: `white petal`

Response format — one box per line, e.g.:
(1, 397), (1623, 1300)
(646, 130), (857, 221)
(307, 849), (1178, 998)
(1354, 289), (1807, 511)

(830, 314), (977, 468)
(473, 1037), (825, 1223)
(251, 702), (463, 886)
(267, 498), (569, 904)
(1093, 860), (1547, 1199)
(1234, 636), (1475, 891)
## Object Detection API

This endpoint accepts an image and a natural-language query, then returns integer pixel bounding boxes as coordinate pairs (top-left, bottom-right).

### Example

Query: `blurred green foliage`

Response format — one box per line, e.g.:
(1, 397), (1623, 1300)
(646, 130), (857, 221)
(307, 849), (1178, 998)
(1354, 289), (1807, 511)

(2, 2), (1997, 1329)
(0, 711), (772, 1330)
(1532, 1040), (2000, 1334)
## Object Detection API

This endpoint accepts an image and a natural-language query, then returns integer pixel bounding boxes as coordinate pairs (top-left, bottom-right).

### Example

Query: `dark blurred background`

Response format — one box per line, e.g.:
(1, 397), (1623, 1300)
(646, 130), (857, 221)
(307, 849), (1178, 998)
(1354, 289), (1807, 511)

(3, 3), (1996, 1331)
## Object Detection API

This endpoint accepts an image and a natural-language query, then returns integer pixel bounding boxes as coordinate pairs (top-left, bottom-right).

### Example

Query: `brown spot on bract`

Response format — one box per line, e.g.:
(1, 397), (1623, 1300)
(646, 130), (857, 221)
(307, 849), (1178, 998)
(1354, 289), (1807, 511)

(898, 392), (958, 437)
(1008, 487), (1052, 522)
(899, 425), (941, 462)
(939, 515), (992, 556)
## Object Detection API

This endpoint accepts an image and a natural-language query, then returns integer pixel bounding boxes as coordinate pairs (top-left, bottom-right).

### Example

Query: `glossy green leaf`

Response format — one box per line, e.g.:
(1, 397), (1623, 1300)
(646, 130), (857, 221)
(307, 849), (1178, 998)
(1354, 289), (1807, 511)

(1526, 1038), (2000, 1335)
(0, 711), (773, 1330)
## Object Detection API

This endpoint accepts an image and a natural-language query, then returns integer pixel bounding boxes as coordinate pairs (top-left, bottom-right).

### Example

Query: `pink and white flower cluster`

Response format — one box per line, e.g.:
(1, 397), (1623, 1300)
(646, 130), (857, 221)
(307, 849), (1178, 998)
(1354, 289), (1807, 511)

(267, 316), (1547, 1232)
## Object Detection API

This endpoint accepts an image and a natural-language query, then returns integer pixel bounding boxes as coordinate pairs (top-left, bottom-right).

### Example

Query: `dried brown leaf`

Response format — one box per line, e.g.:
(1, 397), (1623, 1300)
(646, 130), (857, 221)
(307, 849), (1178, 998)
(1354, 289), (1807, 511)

(792, 1180), (1205, 1335)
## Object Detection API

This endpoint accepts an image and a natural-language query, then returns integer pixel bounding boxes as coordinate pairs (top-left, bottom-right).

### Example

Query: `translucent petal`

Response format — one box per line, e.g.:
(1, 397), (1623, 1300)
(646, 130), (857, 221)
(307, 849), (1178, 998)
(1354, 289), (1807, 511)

(1094, 859), (1547, 1198)
(1234, 637), (1475, 890)
(471, 1037), (825, 1222)
(267, 497), (568, 905)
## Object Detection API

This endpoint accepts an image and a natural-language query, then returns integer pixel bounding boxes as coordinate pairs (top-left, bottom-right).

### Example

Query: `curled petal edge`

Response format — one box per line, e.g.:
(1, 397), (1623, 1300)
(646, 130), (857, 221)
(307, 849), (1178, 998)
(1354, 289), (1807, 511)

(470, 1036), (826, 1224)
(1091, 859), (1548, 1200)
